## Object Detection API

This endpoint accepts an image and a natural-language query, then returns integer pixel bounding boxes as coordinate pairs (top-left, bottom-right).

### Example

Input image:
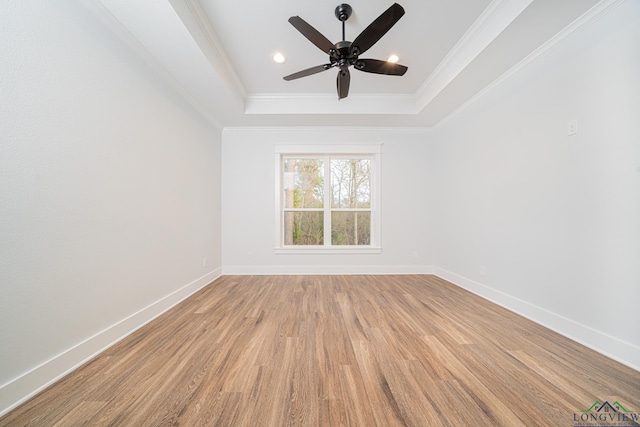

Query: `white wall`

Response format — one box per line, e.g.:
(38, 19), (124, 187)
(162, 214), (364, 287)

(430, 0), (640, 369)
(222, 127), (434, 274)
(0, 0), (222, 414)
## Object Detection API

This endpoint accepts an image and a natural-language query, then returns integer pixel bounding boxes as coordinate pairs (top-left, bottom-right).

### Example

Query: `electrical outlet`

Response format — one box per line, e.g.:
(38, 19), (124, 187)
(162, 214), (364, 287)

(480, 266), (486, 276)
(202, 257), (207, 267)
(567, 119), (578, 136)
(412, 251), (418, 259)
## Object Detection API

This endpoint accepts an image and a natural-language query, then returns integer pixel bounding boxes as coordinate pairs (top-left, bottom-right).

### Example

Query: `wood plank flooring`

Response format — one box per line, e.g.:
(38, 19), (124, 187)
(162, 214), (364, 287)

(2, 275), (639, 426)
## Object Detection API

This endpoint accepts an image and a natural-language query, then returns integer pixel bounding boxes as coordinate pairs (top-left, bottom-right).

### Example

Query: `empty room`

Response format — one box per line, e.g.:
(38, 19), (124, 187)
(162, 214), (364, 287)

(1, 0), (639, 425)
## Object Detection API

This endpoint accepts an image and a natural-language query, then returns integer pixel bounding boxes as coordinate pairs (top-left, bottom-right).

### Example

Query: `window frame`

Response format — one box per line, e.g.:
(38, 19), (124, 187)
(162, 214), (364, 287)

(274, 144), (382, 254)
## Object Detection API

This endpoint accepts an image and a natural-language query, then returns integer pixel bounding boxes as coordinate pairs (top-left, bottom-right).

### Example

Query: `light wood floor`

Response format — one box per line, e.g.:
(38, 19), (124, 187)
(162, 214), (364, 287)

(2, 275), (639, 426)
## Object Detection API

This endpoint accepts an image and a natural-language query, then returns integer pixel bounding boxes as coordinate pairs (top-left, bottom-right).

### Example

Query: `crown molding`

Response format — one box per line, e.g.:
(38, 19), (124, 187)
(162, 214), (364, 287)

(81, 0), (223, 130)
(244, 93), (418, 115)
(432, 0), (625, 129)
(175, 0), (247, 103)
(414, 0), (533, 111)
(222, 125), (431, 135)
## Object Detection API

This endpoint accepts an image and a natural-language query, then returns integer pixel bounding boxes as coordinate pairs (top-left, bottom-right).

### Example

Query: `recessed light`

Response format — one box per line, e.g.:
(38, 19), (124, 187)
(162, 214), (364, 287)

(387, 54), (400, 63)
(272, 52), (287, 64)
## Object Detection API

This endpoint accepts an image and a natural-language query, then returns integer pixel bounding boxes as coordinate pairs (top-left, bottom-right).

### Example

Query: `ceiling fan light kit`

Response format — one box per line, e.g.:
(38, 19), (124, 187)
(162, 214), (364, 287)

(284, 3), (408, 100)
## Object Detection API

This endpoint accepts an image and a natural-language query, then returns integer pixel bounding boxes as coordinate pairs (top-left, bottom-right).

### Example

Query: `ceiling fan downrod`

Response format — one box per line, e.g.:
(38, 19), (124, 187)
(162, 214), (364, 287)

(335, 3), (352, 41)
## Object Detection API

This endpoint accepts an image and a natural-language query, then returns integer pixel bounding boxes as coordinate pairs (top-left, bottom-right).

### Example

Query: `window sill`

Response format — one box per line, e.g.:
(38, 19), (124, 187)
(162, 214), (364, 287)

(275, 246), (382, 255)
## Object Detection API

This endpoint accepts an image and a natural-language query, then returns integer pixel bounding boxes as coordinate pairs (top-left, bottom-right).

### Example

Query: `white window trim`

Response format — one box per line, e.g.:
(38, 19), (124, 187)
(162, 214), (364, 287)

(274, 144), (382, 254)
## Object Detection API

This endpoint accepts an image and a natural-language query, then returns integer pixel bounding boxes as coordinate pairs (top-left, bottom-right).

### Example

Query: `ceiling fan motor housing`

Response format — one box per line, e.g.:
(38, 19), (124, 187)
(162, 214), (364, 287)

(333, 40), (356, 68)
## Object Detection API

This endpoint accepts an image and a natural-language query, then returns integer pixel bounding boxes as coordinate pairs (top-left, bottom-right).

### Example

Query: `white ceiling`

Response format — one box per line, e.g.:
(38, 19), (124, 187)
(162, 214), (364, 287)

(83, 0), (616, 129)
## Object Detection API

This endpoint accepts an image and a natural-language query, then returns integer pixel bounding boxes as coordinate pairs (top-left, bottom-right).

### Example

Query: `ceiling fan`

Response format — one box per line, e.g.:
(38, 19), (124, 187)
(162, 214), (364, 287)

(284, 3), (408, 100)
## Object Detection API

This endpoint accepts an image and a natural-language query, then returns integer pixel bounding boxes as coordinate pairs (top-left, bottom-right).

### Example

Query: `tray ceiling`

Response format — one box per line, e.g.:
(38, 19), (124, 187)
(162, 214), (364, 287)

(82, 0), (617, 128)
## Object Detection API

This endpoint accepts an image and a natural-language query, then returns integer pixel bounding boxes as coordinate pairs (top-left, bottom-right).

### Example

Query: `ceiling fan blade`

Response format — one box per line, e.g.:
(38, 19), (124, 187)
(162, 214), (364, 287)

(337, 68), (350, 99)
(355, 59), (408, 76)
(283, 64), (333, 81)
(350, 3), (405, 56)
(288, 16), (335, 55)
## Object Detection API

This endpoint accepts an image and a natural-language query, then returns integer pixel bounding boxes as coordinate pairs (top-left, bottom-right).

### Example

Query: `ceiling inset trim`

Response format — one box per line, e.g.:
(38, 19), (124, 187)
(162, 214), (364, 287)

(222, 126), (431, 135)
(433, 0), (625, 129)
(172, 0), (247, 104)
(245, 93), (418, 115)
(414, 0), (533, 110)
(79, 0), (223, 130)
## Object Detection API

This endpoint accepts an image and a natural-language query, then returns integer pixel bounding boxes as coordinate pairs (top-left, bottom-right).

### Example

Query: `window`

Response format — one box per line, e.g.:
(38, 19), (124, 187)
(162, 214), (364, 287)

(275, 145), (381, 253)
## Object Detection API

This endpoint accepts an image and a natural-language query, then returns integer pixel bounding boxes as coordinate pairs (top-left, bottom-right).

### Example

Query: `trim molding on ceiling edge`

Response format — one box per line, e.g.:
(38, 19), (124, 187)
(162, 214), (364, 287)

(221, 126), (432, 135)
(244, 93), (419, 115)
(433, 0), (625, 129)
(78, 0), (224, 131)
(174, 0), (248, 101)
(414, 0), (534, 111)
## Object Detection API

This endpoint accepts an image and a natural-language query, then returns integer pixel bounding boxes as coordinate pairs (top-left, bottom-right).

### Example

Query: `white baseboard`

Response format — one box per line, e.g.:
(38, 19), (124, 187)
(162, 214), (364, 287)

(433, 267), (640, 372)
(222, 265), (435, 275)
(0, 268), (222, 417)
